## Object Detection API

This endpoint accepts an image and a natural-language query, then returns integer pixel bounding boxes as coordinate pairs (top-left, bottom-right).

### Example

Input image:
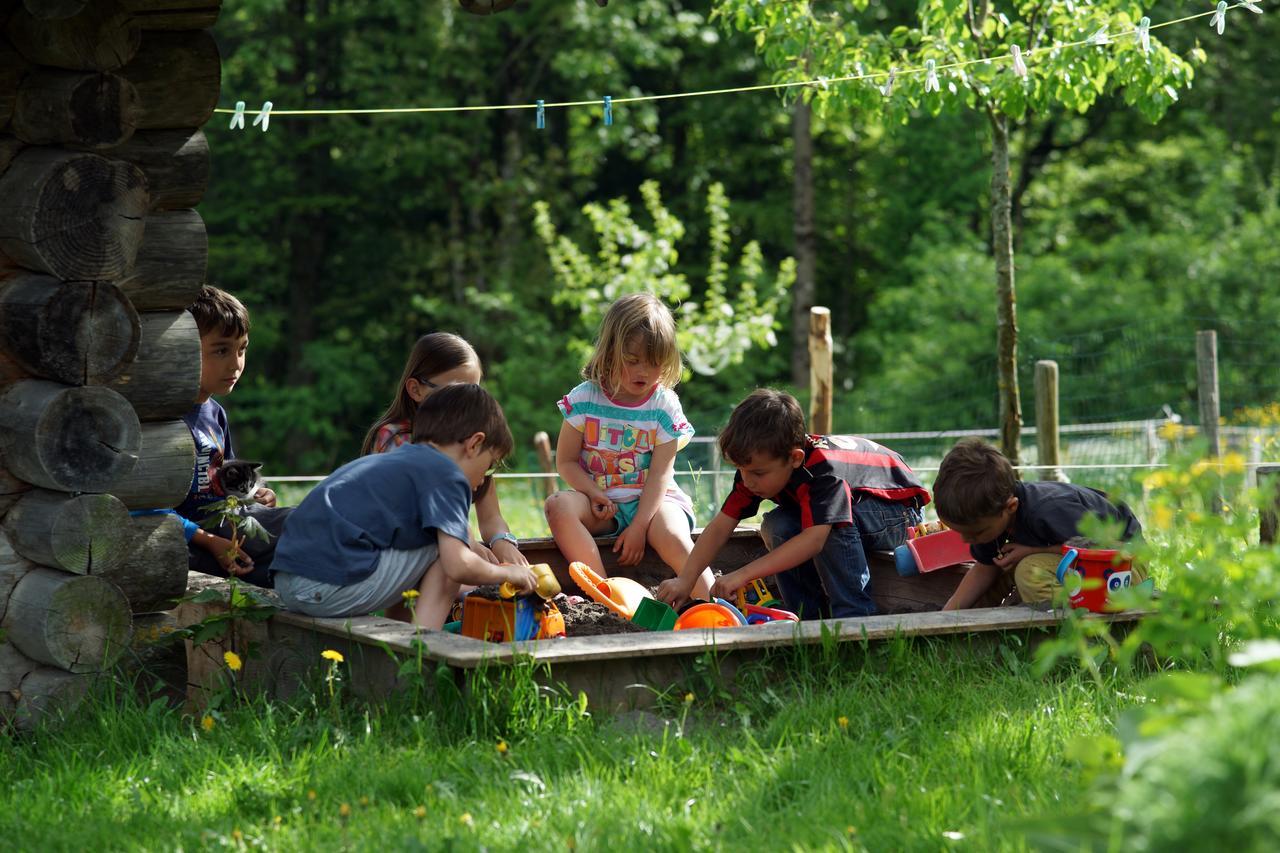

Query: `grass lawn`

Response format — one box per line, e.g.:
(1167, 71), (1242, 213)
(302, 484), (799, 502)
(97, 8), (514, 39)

(0, 634), (1138, 851)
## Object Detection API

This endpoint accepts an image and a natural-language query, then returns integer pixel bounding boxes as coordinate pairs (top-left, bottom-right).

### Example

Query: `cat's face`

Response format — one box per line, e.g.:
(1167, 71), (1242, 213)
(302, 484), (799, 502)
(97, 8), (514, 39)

(217, 460), (263, 500)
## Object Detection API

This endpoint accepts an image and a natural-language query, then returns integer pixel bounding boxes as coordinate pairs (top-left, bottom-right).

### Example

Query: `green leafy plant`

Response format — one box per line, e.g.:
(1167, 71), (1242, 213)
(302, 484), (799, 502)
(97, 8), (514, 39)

(534, 180), (795, 377)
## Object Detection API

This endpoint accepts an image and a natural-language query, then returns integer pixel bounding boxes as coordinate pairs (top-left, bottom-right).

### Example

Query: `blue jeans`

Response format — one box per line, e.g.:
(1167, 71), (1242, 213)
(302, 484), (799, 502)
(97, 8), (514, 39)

(761, 497), (921, 619)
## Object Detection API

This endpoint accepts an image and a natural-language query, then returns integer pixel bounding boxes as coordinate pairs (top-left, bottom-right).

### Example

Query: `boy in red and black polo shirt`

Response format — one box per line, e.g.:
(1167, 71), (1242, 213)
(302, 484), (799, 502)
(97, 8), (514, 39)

(656, 389), (928, 619)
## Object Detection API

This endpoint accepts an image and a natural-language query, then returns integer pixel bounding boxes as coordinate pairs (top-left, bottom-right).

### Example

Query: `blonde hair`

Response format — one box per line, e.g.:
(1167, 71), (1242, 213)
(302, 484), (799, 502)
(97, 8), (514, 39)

(583, 293), (682, 396)
(361, 332), (481, 455)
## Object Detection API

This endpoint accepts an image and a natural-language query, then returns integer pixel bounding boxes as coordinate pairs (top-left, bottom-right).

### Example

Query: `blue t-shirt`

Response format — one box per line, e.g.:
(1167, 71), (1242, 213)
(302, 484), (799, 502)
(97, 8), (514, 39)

(271, 443), (473, 586)
(177, 399), (234, 521)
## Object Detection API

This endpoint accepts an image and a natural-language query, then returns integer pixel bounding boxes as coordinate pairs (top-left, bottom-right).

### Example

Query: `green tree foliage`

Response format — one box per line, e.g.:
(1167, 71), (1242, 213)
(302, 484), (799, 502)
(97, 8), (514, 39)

(716, 0), (1198, 459)
(533, 180), (795, 377)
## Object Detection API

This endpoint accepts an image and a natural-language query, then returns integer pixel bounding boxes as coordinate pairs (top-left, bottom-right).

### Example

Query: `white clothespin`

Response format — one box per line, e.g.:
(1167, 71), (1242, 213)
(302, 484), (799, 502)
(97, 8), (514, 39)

(1240, 0), (1264, 12)
(536, 99), (545, 129)
(924, 60), (940, 93)
(229, 100), (246, 130)
(816, 76), (829, 91)
(1089, 26), (1110, 46)
(880, 67), (897, 97)
(1136, 16), (1151, 54)
(1011, 44), (1028, 77)
(1210, 1), (1228, 34)
(252, 101), (273, 132)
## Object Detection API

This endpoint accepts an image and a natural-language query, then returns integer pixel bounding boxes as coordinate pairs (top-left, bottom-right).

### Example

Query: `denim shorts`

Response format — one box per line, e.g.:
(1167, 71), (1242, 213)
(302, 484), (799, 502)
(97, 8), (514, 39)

(274, 543), (437, 618)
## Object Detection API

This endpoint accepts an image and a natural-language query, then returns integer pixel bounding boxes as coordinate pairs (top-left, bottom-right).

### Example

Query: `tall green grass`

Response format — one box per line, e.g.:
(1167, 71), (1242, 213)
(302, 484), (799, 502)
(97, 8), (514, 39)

(1, 635), (1140, 851)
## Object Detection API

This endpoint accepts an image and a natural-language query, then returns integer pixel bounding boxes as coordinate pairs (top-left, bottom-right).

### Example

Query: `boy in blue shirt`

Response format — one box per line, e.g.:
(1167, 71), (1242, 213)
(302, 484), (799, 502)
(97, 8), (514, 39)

(933, 438), (1143, 609)
(271, 384), (537, 628)
(143, 286), (287, 587)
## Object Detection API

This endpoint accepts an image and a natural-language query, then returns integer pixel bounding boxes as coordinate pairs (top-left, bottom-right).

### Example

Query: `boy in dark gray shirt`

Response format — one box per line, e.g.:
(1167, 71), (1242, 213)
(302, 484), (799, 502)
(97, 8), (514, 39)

(932, 438), (1142, 609)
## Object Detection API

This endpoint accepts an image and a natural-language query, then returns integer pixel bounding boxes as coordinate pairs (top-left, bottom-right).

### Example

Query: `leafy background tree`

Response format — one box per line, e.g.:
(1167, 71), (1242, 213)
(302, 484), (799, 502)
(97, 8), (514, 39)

(201, 0), (1279, 476)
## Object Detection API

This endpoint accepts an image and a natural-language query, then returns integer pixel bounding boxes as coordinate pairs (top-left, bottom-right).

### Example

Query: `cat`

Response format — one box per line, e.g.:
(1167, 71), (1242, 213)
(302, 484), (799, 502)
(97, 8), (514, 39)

(210, 459), (265, 502)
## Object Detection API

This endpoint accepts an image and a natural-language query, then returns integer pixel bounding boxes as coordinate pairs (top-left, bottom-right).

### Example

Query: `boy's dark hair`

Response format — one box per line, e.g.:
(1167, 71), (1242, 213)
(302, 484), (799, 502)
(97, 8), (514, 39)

(189, 286), (251, 338)
(411, 383), (514, 462)
(932, 438), (1018, 525)
(717, 389), (807, 465)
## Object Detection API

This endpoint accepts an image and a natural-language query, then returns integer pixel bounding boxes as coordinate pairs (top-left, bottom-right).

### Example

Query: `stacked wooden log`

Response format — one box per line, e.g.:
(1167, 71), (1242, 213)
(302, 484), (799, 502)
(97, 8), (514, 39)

(0, 0), (220, 729)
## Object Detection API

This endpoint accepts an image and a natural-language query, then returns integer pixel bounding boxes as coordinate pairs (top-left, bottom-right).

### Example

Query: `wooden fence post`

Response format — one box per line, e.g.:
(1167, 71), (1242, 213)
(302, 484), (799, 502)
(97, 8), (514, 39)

(532, 431), (555, 500)
(1259, 465), (1280, 544)
(1196, 330), (1222, 514)
(1196, 330), (1221, 457)
(1033, 360), (1068, 482)
(808, 306), (833, 434)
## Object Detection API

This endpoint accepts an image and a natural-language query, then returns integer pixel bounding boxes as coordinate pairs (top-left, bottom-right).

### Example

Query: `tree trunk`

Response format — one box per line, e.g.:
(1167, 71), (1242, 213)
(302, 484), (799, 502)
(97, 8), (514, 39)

(116, 209), (207, 310)
(0, 275), (140, 385)
(122, 0), (223, 31)
(2, 566), (132, 671)
(105, 511), (187, 612)
(791, 96), (816, 386)
(0, 464), (31, 517)
(21, 0), (88, 20)
(0, 41), (30, 131)
(0, 380), (141, 492)
(11, 69), (140, 149)
(0, 640), (90, 732)
(989, 112), (1022, 464)
(107, 419), (194, 509)
(117, 29), (220, 130)
(0, 147), (148, 281)
(107, 128), (209, 211)
(5, 0), (140, 71)
(3, 489), (130, 574)
(0, 529), (36, 622)
(106, 309), (200, 419)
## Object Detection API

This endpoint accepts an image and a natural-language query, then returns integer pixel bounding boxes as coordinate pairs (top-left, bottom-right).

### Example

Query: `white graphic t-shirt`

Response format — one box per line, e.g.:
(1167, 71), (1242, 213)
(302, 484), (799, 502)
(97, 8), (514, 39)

(556, 381), (695, 514)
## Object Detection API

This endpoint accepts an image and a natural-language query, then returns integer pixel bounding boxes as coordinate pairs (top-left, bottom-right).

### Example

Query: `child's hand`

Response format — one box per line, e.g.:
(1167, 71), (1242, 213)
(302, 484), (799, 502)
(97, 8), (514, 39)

(254, 487), (278, 507)
(709, 570), (746, 601)
(993, 543), (1040, 570)
(655, 576), (694, 608)
(504, 564), (537, 594)
(470, 539), (501, 565)
(612, 523), (647, 566)
(588, 491), (616, 523)
(208, 534), (254, 576)
(490, 538), (529, 566)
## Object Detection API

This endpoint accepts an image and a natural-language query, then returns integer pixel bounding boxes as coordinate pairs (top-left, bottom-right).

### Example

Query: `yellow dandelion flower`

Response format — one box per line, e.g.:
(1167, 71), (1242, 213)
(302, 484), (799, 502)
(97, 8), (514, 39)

(1158, 422), (1184, 442)
(496, 740), (508, 754)
(1222, 452), (1246, 475)
(414, 805), (427, 819)
(359, 796), (369, 807)
(224, 651), (243, 672)
(460, 813), (474, 827)
(1152, 505), (1174, 530)
(272, 816), (282, 826)
(846, 826), (857, 836)
(1191, 459), (1212, 478)
(307, 789), (317, 801)
(837, 716), (849, 729)
(684, 692), (694, 704)
(322, 649), (344, 663)
(201, 714), (215, 732)
(1143, 470), (1172, 490)
(231, 829), (243, 842)
(339, 803), (351, 818)
(402, 589), (420, 601)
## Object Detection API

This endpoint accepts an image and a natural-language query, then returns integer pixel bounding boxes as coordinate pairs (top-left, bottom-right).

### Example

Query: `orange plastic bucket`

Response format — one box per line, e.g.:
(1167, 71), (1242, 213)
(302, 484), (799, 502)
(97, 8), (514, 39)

(1055, 546), (1134, 612)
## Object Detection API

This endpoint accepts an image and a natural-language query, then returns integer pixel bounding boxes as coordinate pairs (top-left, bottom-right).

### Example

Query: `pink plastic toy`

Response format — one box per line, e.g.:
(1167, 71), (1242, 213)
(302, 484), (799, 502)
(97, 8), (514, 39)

(893, 527), (971, 576)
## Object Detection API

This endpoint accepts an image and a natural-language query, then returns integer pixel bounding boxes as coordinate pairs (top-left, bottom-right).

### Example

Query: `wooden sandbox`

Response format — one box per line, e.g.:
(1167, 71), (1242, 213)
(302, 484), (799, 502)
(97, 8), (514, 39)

(179, 529), (1142, 711)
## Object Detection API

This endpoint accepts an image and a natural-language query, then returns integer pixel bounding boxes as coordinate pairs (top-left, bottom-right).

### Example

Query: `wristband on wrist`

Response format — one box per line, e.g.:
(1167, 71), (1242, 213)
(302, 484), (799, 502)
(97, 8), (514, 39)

(487, 532), (519, 550)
